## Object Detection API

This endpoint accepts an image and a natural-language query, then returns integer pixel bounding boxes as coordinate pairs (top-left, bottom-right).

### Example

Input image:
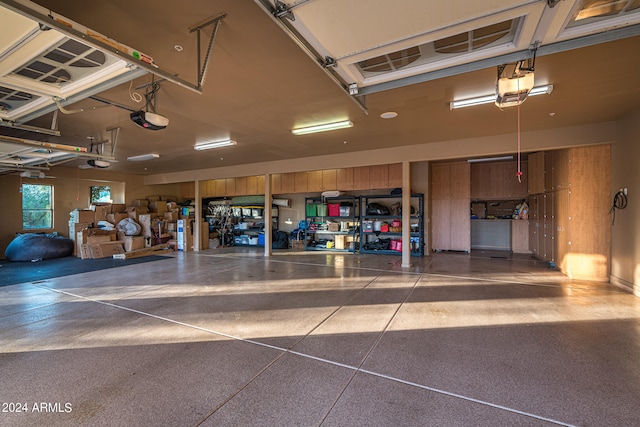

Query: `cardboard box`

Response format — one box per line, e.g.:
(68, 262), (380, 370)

(111, 203), (126, 213)
(79, 242), (93, 259)
(70, 209), (94, 224)
(132, 199), (149, 208)
(87, 241), (125, 259)
(176, 219), (208, 251)
(123, 236), (145, 252)
(69, 222), (91, 238)
(69, 222), (91, 255)
(81, 228), (117, 241)
(291, 240), (305, 250)
(334, 235), (346, 250)
(86, 234), (114, 245)
(137, 214), (153, 238)
(126, 206), (149, 220)
(163, 211), (179, 221)
(149, 200), (168, 214)
(107, 212), (129, 225)
(91, 202), (112, 212)
(76, 228), (118, 257)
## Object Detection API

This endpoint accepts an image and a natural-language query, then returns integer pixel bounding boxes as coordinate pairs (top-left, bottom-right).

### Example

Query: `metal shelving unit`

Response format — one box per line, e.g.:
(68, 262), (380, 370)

(359, 193), (424, 256)
(304, 196), (359, 252)
(232, 206), (278, 247)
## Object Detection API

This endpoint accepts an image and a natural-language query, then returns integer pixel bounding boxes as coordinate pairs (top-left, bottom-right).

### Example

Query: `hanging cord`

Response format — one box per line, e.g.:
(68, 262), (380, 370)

(516, 75), (523, 183)
(129, 80), (143, 103)
(609, 189), (628, 225)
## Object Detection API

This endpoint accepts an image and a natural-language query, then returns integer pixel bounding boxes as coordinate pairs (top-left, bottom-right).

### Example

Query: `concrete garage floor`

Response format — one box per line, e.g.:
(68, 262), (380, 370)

(2, 249), (640, 426)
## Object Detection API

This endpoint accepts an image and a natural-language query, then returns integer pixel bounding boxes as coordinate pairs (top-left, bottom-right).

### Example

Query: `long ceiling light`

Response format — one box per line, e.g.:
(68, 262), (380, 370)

(127, 153), (160, 161)
(194, 139), (237, 150)
(450, 85), (553, 110)
(467, 156), (514, 163)
(291, 120), (353, 135)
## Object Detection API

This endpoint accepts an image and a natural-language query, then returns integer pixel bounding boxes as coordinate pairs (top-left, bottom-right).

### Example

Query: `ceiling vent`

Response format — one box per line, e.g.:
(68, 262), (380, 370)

(0, 2), (147, 122)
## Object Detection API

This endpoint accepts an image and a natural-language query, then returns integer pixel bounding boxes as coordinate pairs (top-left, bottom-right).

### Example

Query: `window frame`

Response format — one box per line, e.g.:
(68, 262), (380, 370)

(21, 183), (54, 230)
(89, 185), (111, 204)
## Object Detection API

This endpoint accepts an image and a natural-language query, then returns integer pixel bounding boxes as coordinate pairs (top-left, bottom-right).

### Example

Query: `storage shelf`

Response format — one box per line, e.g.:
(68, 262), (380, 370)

(360, 193), (424, 257)
(361, 215), (419, 220)
(360, 249), (422, 256)
(306, 246), (354, 252)
(362, 232), (421, 237)
(311, 230), (354, 234)
(304, 195), (359, 254)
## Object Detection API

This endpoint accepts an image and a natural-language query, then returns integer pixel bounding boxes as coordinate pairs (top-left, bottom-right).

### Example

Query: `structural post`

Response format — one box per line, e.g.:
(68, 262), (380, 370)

(264, 173), (272, 256)
(402, 161), (411, 268)
(194, 180), (201, 251)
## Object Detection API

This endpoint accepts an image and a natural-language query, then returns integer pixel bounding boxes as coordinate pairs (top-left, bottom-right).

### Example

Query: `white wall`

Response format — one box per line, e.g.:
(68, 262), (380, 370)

(610, 109), (640, 294)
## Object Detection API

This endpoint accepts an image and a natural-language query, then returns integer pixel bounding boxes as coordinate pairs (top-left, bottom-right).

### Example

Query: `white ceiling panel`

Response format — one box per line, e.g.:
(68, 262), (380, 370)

(290, 0), (535, 58)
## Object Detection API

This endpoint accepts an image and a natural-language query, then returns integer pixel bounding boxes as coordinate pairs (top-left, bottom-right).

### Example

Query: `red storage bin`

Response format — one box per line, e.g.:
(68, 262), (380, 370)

(328, 203), (340, 216)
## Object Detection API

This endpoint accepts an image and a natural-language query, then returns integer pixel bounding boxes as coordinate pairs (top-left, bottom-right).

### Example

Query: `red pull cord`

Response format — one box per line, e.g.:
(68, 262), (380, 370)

(516, 78), (523, 183)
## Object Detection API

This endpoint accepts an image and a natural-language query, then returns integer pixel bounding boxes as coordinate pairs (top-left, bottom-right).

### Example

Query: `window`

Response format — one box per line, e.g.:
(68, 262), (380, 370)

(356, 18), (520, 78)
(22, 184), (53, 229)
(90, 186), (111, 203)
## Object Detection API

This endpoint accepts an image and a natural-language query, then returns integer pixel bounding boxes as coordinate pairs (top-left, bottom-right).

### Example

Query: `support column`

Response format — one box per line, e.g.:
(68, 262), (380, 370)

(194, 180), (201, 251)
(402, 161), (411, 268)
(264, 173), (272, 257)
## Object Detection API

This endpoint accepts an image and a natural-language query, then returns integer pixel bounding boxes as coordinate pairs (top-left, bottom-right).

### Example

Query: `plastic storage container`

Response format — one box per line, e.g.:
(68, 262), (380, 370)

(316, 203), (328, 217)
(306, 204), (317, 216)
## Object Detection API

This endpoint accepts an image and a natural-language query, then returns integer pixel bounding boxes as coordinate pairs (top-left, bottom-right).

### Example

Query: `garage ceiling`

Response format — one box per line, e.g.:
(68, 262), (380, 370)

(0, 0), (639, 176)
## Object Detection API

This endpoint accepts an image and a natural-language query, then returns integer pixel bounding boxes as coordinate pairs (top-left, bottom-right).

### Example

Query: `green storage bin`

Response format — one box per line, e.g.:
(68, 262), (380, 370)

(306, 203), (317, 217)
(317, 203), (328, 217)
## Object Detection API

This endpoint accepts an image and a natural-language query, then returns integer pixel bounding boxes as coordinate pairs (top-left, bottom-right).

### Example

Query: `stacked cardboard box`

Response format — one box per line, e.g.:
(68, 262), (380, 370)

(176, 219), (209, 251)
(67, 195), (188, 259)
(77, 228), (120, 259)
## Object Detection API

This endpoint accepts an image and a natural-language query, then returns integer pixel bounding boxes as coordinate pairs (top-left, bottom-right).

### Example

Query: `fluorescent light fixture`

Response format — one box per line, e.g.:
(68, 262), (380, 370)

(127, 153), (160, 161)
(291, 120), (353, 135)
(194, 140), (237, 150)
(450, 85), (553, 110)
(467, 156), (514, 163)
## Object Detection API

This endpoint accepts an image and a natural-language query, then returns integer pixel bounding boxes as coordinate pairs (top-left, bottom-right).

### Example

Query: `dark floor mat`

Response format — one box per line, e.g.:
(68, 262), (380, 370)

(0, 255), (171, 288)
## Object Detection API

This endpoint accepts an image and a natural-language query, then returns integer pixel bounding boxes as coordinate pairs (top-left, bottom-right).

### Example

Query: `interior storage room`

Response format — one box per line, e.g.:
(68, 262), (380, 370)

(1, 1), (640, 426)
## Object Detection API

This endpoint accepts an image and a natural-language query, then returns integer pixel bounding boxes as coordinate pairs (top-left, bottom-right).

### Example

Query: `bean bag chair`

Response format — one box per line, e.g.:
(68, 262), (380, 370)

(4, 233), (74, 262)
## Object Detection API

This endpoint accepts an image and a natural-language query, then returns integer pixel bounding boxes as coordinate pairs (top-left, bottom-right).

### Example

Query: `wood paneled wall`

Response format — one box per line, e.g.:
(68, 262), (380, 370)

(431, 162), (470, 252)
(528, 145), (611, 281)
(181, 163), (404, 199)
(470, 160), (528, 200)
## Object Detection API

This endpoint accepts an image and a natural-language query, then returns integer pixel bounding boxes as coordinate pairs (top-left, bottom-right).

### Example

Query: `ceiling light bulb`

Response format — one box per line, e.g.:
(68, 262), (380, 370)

(194, 140), (237, 150)
(127, 153), (160, 161)
(450, 84), (553, 110)
(291, 120), (353, 135)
